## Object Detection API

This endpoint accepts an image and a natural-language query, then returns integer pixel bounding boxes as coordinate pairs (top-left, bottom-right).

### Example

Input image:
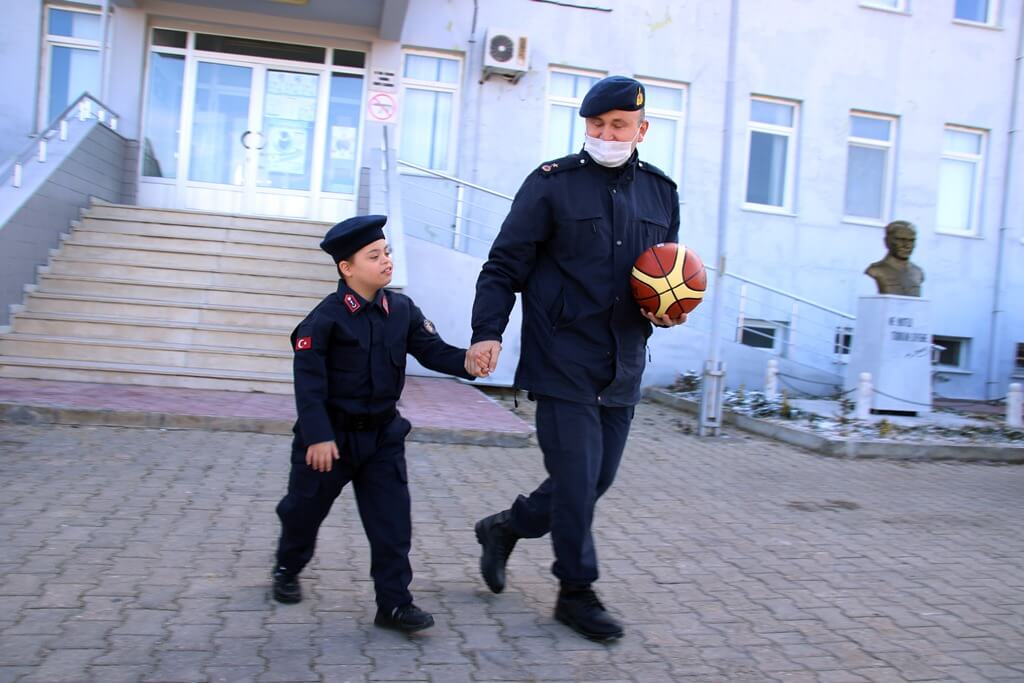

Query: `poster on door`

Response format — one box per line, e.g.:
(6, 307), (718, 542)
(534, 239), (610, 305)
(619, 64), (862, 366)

(265, 124), (309, 175)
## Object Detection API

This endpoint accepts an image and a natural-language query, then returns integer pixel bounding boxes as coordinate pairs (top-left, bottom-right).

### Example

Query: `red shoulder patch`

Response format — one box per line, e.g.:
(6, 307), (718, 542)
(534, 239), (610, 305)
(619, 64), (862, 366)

(295, 336), (312, 351)
(343, 293), (361, 313)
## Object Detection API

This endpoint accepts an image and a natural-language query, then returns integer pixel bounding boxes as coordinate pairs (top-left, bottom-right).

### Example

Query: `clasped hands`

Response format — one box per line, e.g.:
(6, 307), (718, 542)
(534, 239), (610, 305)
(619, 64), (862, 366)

(463, 309), (686, 378)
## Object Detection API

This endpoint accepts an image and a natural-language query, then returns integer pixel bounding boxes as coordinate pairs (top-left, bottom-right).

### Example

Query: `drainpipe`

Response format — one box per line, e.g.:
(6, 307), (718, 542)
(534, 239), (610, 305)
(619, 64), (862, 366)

(98, 0), (110, 101)
(698, 0), (740, 436)
(985, 4), (1024, 399)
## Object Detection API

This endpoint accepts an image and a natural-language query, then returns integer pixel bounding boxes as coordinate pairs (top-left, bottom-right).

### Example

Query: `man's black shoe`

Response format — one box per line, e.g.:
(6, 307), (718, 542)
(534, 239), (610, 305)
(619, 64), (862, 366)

(554, 585), (624, 642)
(474, 510), (519, 593)
(271, 569), (302, 604)
(374, 603), (435, 632)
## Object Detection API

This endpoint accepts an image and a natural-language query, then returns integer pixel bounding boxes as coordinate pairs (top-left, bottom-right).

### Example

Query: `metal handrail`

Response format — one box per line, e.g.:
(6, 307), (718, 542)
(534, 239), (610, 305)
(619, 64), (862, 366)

(704, 263), (855, 320)
(396, 159), (515, 201)
(0, 92), (120, 188)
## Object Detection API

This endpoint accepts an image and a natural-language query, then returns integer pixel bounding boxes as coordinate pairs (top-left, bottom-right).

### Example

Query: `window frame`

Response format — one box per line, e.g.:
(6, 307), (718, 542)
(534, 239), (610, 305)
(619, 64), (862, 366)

(40, 4), (104, 129)
(737, 318), (790, 356)
(743, 95), (800, 215)
(860, 0), (910, 13)
(543, 66), (605, 161)
(953, 0), (1001, 27)
(932, 335), (970, 370)
(936, 124), (987, 237)
(843, 111), (898, 225)
(635, 76), (688, 182)
(1015, 343), (1024, 376)
(397, 48), (463, 175)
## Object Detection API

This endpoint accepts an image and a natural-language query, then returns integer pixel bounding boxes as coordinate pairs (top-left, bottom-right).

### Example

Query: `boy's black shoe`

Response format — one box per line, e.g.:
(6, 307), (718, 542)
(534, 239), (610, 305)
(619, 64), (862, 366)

(554, 584), (623, 642)
(374, 603), (435, 632)
(474, 510), (518, 593)
(271, 569), (302, 604)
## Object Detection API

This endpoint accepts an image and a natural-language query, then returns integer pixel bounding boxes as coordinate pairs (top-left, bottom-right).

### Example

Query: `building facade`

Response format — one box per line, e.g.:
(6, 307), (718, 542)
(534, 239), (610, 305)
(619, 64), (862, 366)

(2, 0), (1022, 400)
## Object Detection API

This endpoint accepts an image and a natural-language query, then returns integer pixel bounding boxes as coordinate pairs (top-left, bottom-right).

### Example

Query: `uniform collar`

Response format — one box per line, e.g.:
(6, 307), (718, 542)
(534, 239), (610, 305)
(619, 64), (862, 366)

(580, 149), (639, 182)
(336, 281), (389, 316)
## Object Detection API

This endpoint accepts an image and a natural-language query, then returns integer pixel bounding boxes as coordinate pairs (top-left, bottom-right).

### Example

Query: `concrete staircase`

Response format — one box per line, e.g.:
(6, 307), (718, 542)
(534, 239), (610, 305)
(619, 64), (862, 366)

(0, 202), (338, 394)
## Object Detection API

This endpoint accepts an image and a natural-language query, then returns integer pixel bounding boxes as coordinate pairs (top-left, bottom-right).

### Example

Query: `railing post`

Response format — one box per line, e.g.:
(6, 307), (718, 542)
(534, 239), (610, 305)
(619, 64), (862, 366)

(13, 162), (22, 188)
(453, 184), (466, 252)
(764, 358), (779, 401)
(855, 372), (873, 419)
(1008, 383), (1023, 428)
(788, 302), (798, 359)
(59, 120), (68, 141)
(109, 116), (118, 131)
(735, 283), (747, 342)
(38, 139), (47, 163)
(97, 109), (106, 124)
(78, 100), (90, 121)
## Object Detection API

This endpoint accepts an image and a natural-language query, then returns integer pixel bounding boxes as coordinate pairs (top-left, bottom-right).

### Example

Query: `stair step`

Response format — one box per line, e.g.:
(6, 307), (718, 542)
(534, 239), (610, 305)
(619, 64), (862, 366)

(0, 333), (292, 374)
(10, 311), (292, 350)
(67, 229), (320, 261)
(35, 274), (324, 310)
(84, 202), (330, 236)
(57, 242), (332, 278)
(24, 291), (306, 328)
(0, 355), (292, 394)
(76, 217), (323, 248)
(47, 257), (336, 291)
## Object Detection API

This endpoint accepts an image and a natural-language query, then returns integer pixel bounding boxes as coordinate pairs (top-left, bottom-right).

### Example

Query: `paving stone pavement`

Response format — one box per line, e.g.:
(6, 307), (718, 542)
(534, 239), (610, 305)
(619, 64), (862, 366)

(1, 401), (1022, 683)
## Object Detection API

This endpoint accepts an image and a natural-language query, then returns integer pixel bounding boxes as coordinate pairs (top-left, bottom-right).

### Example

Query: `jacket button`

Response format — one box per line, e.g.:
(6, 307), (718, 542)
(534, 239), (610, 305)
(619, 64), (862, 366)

(615, 240), (622, 246)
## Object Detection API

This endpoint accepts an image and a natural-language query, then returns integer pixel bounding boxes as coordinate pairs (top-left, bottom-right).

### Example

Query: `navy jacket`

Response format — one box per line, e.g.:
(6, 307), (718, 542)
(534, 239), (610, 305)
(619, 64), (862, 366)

(472, 150), (680, 407)
(291, 282), (473, 446)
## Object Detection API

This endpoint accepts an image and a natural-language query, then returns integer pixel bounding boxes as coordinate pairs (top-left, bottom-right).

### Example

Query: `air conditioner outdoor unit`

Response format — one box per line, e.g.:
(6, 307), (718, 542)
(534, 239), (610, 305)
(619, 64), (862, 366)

(482, 28), (530, 82)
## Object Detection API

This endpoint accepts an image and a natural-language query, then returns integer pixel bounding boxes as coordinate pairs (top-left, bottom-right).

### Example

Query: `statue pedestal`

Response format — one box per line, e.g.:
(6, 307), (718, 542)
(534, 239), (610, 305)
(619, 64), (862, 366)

(844, 295), (932, 414)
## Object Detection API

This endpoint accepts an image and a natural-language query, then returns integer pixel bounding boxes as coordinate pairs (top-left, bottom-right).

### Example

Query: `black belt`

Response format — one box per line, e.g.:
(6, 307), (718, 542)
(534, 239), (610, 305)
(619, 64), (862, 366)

(335, 408), (397, 432)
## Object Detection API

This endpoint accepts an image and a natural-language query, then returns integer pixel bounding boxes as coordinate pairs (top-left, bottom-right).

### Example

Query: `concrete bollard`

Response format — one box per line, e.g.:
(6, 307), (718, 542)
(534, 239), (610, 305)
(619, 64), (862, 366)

(765, 359), (779, 401)
(1009, 383), (1022, 428)
(855, 372), (872, 420)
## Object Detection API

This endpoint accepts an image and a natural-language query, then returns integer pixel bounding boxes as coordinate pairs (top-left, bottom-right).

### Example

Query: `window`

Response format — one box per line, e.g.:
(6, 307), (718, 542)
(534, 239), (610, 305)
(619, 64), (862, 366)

(738, 319), (789, 354)
(861, 0), (908, 11)
(399, 51), (461, 172)
(844, 112), (897, 222)
(834, 327), (853, 355)
(933, 336), (969, 369)
(955, 0), (999, 25)
(142, 30), (186, 179)
(745, 97), (799, 212)
(936, 126), (986, 236)
(545, 69), (602, 160)
(636, 78), (687, 179)
(1016, 343), (1024, 374)
(43, 6), (102, 125)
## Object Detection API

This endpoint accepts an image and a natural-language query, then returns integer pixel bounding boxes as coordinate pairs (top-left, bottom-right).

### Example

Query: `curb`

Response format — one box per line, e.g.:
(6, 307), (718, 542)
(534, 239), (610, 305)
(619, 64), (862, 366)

(644, 388), (1024, 463)
(0, 402), (533, 448)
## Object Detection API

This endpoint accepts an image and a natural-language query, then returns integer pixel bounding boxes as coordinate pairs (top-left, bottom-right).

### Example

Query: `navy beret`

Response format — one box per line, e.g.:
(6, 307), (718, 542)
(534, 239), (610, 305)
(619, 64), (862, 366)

(579, 76), (645, 118)
(320, 215), (387, 263)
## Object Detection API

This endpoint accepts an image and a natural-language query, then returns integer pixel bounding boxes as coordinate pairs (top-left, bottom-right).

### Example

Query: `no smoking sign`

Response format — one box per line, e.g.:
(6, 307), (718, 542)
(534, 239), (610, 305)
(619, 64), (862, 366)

(366, 92), (398, 124)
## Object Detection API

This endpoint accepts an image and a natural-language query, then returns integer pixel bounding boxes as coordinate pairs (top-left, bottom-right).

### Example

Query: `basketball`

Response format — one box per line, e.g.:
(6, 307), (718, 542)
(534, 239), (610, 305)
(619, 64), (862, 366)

(630, 243), (707, 318)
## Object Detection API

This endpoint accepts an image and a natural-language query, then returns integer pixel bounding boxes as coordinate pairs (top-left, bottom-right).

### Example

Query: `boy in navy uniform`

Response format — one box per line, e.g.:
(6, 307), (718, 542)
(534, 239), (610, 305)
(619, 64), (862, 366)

(273, 215), (477, 632)
(467, 76), (687, 641)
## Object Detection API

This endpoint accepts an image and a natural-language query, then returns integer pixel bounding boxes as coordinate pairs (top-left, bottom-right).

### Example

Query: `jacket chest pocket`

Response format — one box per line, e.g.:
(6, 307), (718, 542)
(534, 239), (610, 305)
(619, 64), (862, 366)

(553, 213), (608, 259)
(638, 215), (670, 248)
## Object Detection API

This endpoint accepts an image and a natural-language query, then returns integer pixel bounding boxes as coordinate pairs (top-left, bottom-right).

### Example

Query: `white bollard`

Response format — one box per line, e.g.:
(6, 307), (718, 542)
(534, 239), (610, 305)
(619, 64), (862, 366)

(1008, 383), (1023, 428)
(764, 359), (779, 401)
(855, 372), (872, 420)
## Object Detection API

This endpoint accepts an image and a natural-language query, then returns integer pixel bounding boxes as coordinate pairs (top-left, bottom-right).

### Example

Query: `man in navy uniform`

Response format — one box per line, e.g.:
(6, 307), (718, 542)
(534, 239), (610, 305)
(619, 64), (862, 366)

(273, 215), (479, 632)
(466, 76), (687, 641)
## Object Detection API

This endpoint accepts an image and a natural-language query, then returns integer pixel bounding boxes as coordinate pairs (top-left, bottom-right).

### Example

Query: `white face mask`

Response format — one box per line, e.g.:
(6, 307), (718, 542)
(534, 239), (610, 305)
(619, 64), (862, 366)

(584, 126), (641, 167)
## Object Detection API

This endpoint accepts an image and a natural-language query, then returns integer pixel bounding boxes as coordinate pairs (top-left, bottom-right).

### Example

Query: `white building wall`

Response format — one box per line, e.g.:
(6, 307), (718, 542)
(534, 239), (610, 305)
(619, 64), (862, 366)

(4, 0), (1021, 399)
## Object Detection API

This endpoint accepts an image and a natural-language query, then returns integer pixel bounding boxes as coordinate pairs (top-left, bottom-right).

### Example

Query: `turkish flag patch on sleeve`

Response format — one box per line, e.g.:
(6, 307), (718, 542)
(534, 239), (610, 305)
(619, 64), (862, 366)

(295, 336), (313, 351)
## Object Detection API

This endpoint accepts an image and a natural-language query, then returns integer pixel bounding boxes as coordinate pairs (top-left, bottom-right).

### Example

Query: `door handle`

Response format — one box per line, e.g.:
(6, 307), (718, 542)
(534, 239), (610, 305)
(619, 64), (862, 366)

(240, 130), (266, 150)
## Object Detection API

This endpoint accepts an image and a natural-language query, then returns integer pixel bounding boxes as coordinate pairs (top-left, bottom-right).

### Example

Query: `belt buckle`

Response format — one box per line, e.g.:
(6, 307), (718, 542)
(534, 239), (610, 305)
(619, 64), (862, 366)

(351, 415), (370, 431)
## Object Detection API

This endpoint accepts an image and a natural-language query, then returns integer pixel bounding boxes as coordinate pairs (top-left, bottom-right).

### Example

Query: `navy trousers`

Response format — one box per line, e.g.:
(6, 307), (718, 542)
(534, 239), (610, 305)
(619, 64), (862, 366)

(505, 396), (634, 585)
(275, 415), (413, 611)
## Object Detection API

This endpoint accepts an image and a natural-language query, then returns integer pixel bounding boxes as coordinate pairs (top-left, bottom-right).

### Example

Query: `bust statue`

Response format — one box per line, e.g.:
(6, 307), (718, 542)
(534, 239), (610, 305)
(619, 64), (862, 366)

(865, 220), (924, 296)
